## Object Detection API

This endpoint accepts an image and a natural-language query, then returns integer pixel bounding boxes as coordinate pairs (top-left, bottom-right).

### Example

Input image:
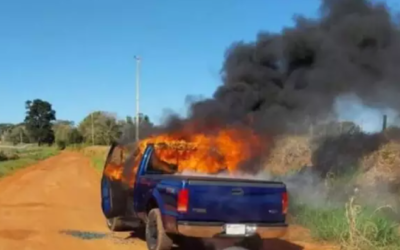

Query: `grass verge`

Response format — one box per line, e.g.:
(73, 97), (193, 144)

(91, 156), (104, 173)
(0, 147), (59, 177)
(65, 144), (108, 173)
(74, 145), (109, 174)
(291, 197), (400, 250)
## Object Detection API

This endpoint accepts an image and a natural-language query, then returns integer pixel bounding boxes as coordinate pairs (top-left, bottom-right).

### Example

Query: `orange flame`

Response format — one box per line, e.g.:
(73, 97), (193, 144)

(103, 124), (264, 185)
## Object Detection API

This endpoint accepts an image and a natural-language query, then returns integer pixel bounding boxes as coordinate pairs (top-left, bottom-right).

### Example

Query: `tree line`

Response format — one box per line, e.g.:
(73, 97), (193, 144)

(0, 99), (153, 148)
(0, 99), (368, 149)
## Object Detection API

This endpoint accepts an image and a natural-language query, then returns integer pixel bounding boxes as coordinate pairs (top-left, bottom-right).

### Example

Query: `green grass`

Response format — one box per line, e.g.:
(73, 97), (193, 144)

(91, 156), (104, 173)
(76, 146), (106, 173)
(65, 144), (106, 173)
(284, 168), (400, 249)
(291, 199), (400, 250)
(0, 147), (59, 177)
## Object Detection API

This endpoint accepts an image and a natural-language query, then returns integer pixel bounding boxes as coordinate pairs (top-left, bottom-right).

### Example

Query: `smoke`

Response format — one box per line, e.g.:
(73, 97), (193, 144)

(334, 93), (399, 133)
(145, 4), (399, 212)
(162, 0), (400, 137)
(116, 0), (400, 211)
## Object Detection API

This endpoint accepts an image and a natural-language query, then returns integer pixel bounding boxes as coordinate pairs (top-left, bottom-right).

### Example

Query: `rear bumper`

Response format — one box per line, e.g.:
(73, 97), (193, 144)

(163, 216), (287, 239)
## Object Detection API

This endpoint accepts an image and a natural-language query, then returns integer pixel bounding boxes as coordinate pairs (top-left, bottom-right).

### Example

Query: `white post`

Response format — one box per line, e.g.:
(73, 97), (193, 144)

(134, 56), (141, 142)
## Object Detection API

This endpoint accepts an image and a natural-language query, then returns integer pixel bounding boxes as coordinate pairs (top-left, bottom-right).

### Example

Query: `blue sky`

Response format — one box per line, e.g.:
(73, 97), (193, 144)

(1, 0), (398, 126)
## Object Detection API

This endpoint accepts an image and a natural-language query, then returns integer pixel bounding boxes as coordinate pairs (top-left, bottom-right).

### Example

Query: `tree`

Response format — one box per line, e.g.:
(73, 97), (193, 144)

(53, 120), (84, 146)
(0, 123), (14, 142)
(126, 116), (134, 125)
(69, 128), (84, 144)
(136, 113), (154, 137)
(137, 113), (150, 124)
(4, 124), (29, 145)
(53, 120), (73, 143)
(78, 111), (121, 145)
(24, 99), (56, 146)
(119, 113), (154, 142)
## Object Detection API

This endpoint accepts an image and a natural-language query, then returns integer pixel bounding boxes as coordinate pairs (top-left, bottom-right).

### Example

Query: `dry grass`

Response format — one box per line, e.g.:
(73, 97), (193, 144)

(65, 145), (110, 173)
(292, 193), (400, 250)
(264, 135), (312, 174)
(81, 146), (109, 159)
(265, 134), (400, 186)
(359, 141), (400, 187)
(271, 134), (400, 248)
(341, 195), (400, 250)
(0, 150), (19, 161)
(80, 146), (110, 173)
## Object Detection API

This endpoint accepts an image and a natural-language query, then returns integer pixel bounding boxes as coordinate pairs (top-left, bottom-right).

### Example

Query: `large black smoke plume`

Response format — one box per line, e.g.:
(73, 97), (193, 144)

(159, 0), (400, 137)
(119, 0), (400, 186)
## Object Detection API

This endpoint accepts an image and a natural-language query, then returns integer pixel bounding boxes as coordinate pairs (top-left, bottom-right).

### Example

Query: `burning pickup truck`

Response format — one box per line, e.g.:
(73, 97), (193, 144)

(100, 133), (288, 250)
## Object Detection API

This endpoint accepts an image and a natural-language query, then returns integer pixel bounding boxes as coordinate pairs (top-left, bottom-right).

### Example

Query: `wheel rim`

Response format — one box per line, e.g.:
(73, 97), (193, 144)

(146, 216), (158, 249)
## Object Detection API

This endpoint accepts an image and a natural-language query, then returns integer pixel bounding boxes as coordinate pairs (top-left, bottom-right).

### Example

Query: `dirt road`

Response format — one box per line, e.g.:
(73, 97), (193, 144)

(0, 152), (337, 250)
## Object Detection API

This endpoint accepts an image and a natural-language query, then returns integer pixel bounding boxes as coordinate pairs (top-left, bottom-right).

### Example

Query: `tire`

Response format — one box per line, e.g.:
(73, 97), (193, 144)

(106, 217), (131, 232)
(236, 235), (263, 250)
(175, 236), (206, 249)
(145, 208), (173, 250)
(101, 175), (128, 218)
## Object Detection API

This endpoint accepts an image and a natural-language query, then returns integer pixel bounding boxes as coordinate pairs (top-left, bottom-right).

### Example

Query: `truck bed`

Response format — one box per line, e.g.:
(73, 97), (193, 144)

(141, 174), (287, 224)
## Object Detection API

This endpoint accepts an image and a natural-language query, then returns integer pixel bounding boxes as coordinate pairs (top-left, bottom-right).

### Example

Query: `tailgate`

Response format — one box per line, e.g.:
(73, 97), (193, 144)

(182, 179), (287, 223)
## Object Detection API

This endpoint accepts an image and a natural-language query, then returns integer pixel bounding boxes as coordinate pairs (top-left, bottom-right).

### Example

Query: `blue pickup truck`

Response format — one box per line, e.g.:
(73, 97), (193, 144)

(100, 142), (288, 250)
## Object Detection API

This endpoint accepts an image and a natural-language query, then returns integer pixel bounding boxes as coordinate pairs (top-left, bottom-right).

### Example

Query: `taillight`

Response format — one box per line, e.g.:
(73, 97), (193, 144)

(177, 189), (189, 213)
(282, 191), (288, 214)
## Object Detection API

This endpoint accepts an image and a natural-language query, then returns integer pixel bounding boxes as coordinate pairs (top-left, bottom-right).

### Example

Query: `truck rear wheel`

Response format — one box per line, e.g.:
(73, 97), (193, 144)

(145, 208), (173, 250)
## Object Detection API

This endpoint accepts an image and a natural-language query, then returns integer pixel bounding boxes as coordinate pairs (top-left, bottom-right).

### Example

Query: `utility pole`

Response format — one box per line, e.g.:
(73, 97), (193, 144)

(134, 55), (141, 143)
(382, 114), (387, 132)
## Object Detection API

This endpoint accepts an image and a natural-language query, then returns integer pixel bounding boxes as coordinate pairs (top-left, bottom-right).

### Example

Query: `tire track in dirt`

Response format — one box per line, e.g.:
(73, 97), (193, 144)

(0, 152), (337, 250)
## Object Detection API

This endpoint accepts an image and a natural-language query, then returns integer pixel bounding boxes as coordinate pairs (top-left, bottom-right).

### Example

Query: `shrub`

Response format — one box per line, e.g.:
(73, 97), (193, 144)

(0, 150), (19, 161)
(56, 140), (66, 150)
(0, 151), (7, 161)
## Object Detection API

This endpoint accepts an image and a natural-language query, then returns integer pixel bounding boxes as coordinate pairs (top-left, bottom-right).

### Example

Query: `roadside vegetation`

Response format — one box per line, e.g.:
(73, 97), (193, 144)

(275, 129), (400, 250)
(66, 145), (109, 173)
(292, 201), (400, 250)
(0, 98), (152, 174)
(0, 146), (59, 177)
(289, 181), (400, 250)
(78, 146), (109, 173)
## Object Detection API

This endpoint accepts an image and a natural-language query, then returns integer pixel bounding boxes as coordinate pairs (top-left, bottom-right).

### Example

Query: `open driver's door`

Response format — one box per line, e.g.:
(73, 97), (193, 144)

(100, 142), (127, 218)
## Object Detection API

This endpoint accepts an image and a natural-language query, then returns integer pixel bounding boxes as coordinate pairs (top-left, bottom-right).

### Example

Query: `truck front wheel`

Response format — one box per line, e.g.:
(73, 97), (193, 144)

(146, 208), (173, 250)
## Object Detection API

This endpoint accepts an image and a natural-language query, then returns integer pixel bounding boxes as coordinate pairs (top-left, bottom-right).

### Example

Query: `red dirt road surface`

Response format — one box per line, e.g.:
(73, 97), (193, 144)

(0, 152), (338, 250)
